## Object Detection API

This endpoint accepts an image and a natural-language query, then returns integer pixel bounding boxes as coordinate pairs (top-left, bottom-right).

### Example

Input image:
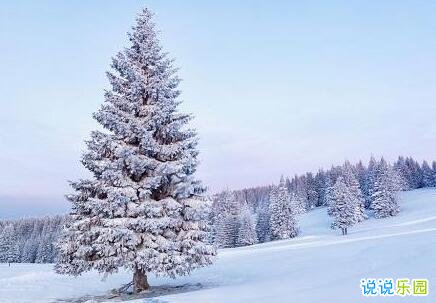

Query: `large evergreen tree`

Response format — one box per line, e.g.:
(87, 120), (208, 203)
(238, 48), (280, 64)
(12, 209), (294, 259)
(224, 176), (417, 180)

(55, 8), (215, 293)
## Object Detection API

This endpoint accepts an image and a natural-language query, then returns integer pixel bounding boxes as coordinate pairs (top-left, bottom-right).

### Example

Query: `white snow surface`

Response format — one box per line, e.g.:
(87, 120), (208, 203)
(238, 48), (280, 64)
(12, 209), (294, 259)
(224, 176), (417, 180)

(1, 188), (436, 303)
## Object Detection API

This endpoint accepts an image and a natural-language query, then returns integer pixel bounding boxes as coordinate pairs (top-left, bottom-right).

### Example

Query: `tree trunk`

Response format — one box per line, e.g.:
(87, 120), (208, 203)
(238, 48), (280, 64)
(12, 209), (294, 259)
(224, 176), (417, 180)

(341, 228), (345, 235)
(133, 268), (149, 293)
(344, 228), (348, 235)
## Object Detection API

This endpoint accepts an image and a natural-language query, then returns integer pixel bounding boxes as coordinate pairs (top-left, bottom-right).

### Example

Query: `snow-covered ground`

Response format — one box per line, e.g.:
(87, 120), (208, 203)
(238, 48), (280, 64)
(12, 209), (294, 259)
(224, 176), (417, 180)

(1, 188), (436, 303)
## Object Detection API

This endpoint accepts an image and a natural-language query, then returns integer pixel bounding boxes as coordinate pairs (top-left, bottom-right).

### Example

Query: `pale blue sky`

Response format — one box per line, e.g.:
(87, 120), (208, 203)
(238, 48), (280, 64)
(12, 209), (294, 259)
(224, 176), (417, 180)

(1, 1), (436, 217)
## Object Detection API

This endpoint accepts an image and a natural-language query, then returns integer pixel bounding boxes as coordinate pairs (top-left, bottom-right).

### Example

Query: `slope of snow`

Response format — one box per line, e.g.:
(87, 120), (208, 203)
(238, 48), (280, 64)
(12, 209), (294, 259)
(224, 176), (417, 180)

(1, 188), (436, 303)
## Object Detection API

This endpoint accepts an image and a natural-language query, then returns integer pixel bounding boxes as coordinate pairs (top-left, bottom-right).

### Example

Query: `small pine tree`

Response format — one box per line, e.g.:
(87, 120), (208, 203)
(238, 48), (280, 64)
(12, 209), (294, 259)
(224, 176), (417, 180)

(341, 161), (366, 222)
(289, 191), (305, 215)
(371, 159), (401, 218)
(269, 178), (299, 240)
(213, 190), (240, 248)
(404, 157), (423, 189)
(394, 156), (409, 190)
(255, 200), (270, 243)
(0, 224), (20, 265)
(215, 214), (238, 248)
(355, 160), (367, 191)
(305, 173), (318, 210)
(314, 170), (328, 207)
(421, 161), (434, 187)
(363, 156), (378, 208)
(236, 205), (258, 247)
(35, 235), (54, 263)
(432, 161), (436, 186)
(327, 177), (357, 235)
(294, 176), (309, 212)
(21, 238), (38, 263)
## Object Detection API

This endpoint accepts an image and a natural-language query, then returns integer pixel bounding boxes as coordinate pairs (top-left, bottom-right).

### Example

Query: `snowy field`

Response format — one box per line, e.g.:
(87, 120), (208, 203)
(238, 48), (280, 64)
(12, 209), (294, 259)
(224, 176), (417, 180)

(1, 188), (436, 303)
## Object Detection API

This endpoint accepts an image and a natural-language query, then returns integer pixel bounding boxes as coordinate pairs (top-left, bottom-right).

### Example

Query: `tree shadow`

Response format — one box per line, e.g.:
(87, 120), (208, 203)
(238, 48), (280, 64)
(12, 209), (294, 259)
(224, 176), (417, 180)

(53, 282), (205, 303)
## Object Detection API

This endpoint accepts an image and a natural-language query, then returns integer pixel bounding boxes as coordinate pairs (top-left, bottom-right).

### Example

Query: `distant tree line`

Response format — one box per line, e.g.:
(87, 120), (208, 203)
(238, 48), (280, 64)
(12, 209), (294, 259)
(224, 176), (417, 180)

(0, 216), (65, 264)
(1, 156), (435, 263)
(211, 156), (436, 247)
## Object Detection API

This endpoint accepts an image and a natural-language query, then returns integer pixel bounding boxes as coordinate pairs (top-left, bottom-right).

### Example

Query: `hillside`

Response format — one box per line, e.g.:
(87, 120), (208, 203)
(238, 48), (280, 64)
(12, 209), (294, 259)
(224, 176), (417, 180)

(1, 188), (436, 303)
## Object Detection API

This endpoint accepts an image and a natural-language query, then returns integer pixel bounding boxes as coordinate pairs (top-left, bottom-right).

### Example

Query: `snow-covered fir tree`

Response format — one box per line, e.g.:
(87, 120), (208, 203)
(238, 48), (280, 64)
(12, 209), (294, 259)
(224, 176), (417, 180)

(341, 161), (366, 222)
(35, 235), (55, 263)
(371, 159), (401, 218)
(213, 190), (240, 248)
(305, 172), (318, 210)
(269, 177), (299, 240)
(236, 204), (258, 247)
(55, 8), (215, 293)
(432, 161), (436, 186)
(355, 160), (368, 199)
(327, 177), (357, 235)
(314, 169), (328, 207)
(363, 156), (378, 208)
(421, 161), (434, 187)
(0, 224), (20, 265)
(294, 176), (309, 211)
(255, 200), (271, 243)
(289, 191), (305, 215)
(323, 172), (335, 210)
(398, 157), (423, 189)
(393, 156), (410, 190)
(0, 216), (65, 263)
(21, 238), (39, 263)
(215, 215), (238, 248)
